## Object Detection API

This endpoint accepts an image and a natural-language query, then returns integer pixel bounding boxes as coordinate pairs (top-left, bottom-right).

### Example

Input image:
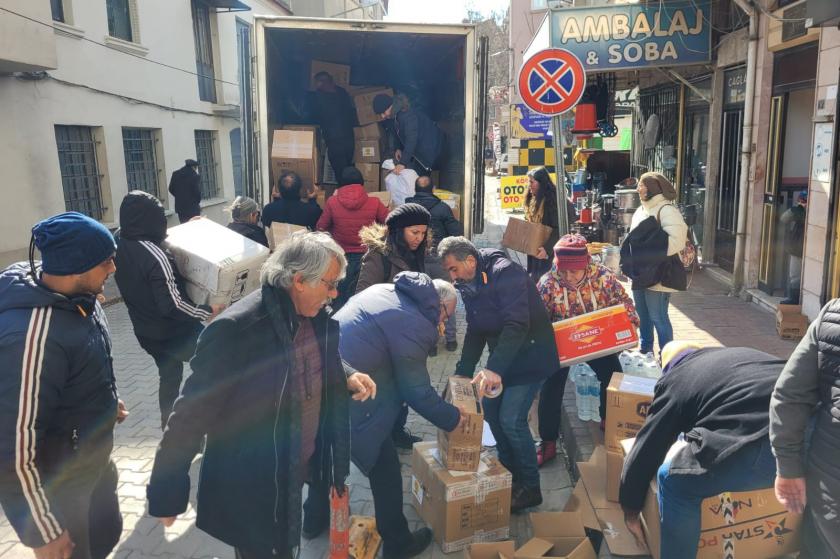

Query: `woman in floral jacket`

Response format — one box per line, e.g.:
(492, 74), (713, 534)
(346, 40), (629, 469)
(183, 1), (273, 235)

(535, 234), (639, 466)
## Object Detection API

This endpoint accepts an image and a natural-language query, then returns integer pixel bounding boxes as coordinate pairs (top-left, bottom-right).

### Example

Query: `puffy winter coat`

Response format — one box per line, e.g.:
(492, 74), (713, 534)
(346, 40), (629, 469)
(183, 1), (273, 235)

(147, 285), (351, 552)
(316, 184), (388, 253)
(355, 223), (426, 294)
(335, 272), (459, 473)
(454, 249), (559, 387)
(628, 194), (688, 292)
(393, 108), (444, 171)
(262, 197), (322, 231)
(0, 264), (119, 548)
(114, 191), (211, 341)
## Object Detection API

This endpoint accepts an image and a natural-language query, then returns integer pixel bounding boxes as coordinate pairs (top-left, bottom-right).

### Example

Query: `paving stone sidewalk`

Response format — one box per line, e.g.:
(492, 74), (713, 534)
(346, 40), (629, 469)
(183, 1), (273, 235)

(0, 176), (800, 558)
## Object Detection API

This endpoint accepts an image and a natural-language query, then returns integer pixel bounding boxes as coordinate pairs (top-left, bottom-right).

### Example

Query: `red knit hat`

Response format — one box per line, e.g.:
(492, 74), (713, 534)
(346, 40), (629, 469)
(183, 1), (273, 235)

(553, 234), (590, 271)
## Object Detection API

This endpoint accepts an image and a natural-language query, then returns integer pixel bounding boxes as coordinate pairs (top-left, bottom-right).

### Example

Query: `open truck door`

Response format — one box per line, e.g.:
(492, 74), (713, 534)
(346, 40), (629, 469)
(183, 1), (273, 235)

(471, 35), (489, 236)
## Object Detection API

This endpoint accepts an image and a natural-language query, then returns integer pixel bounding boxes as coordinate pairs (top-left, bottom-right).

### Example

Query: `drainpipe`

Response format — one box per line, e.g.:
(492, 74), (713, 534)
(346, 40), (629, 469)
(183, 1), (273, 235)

(731, 0), (758, 295)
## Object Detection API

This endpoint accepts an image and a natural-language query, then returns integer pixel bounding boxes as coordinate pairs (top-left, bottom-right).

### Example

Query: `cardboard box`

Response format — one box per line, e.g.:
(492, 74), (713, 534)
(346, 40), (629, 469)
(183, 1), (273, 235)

(353, 122), (382, 141)
(410, 442), (512, 553)
(605, 373), (656, 454)
(466, 541), (517, 559)
(353, 87), (393, 126)
(166, 219), (270, 307)
(266, 222), (306, 252)
(368, 190), (392, 209)
(310, 60), (350, 90)
(619, 439), (803, 559)
(354, 138), (381, 163)
(776, 304), (809, 339)
(271, 129), (319, 191)
(435, 188), (461, 221)
(606, 450), (623, 503)
(357, 162), (381, 191)
(501, 217), (552, 257)
(438, 376), (484, 471)
(515, 512), (598, 559)
(552, 305), (639, 367)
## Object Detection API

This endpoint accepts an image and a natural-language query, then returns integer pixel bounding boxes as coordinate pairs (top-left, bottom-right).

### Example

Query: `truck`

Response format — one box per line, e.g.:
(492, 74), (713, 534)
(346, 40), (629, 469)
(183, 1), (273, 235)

(252, 16), (489, 236)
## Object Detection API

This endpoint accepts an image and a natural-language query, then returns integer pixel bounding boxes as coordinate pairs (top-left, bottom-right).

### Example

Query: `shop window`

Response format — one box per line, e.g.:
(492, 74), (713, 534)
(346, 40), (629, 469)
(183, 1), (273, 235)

(194, 130), (220, 199)
(55, 125), (105, 221)
(122, 128), (162, 200)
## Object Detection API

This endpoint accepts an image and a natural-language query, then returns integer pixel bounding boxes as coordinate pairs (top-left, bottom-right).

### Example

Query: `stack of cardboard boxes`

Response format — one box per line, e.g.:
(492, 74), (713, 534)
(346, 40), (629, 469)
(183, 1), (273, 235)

(410, 377), (512, 552)
(466, 513), (597, 559)
(776, 304), (809, 340)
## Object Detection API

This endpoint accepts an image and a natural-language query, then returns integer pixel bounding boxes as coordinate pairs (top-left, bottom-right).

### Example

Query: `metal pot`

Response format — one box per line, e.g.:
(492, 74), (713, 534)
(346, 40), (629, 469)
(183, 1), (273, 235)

(619, 209), (635, 227)
(615, 189), (641, 210)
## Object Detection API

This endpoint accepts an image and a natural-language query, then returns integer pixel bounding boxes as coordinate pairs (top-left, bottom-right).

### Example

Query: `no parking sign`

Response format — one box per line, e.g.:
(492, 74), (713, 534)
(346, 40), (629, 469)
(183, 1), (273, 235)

(518, 48), (586, 116)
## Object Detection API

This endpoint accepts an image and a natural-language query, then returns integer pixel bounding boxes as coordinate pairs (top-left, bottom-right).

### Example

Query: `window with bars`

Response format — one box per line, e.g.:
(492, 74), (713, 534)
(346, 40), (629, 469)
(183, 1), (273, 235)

(55, 126), (105, 220)
(192, 0), (217, 103)
(50, 0), (65, 22)
(194, 130), (219, 199)
(122, 128), (161, 199)
(106, 0), (133, 42)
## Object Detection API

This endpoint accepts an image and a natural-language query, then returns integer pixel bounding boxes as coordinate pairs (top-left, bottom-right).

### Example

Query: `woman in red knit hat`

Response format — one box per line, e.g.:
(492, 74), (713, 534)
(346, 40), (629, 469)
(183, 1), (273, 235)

(534, 234), (639, 466)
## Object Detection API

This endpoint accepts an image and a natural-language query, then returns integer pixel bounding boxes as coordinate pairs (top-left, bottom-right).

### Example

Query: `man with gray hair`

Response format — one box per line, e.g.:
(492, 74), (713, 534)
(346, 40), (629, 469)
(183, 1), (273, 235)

(438, 236), (558, 513)
(226, 195), (268, 247)
(304, 272), (462, 558)
(146, 232), (376, 559)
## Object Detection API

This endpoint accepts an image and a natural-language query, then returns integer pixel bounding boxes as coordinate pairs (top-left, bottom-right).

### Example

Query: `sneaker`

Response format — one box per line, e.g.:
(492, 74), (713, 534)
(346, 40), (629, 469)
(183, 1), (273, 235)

(392, 427), (422, 449)
(536, 441), (557, 468)
(511, 485), (543, 513)
(445, 340), (458, 352)
(383, 527), (433, 558)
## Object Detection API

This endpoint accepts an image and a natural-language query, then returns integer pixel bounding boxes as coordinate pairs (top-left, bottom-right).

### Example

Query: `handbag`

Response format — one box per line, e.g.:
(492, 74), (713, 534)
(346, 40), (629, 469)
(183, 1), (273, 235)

(655, 205), (690, 291)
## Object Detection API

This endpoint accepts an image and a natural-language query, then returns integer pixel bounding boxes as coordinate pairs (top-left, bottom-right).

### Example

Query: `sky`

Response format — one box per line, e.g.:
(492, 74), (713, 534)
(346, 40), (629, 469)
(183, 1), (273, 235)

(384, 0), (509, 24)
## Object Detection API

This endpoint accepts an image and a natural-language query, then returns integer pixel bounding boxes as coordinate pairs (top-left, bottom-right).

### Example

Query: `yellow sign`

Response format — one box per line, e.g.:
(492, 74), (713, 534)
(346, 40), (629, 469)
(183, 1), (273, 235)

(500, 174), (559, 210)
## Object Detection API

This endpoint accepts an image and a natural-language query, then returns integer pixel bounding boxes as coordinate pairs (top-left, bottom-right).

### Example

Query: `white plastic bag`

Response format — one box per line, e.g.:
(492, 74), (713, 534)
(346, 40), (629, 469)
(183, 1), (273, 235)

(382, 159), (417, 206)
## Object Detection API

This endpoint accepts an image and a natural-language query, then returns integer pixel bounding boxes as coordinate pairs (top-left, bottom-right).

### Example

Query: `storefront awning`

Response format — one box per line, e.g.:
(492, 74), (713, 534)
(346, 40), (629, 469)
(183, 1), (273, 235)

(201, 0), (250, 13)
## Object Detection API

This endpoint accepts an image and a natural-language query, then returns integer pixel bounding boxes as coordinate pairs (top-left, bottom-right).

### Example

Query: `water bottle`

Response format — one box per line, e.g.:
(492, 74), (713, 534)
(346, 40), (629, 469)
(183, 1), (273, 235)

(588, 370), (601, 422)
(575, 368), (590, 421)
(619, 350), (631, 372)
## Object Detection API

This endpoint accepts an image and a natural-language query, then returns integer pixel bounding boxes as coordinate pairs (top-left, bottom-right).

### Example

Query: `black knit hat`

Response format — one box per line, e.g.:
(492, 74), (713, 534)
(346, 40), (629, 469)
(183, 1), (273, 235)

(385, 203), (431, 230)
(372, 94), (393, 115)
(340, 166), (364, 186)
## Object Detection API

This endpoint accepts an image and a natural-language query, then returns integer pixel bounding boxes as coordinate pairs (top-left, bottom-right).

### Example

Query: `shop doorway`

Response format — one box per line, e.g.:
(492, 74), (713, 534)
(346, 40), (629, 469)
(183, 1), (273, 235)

(681, 77), (711, 256)
(714, 66), (746, 273)
(757, 43), (818, 296)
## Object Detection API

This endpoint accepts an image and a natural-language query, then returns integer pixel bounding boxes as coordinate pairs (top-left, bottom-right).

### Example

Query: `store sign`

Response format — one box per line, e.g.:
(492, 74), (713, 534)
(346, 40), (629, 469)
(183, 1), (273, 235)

(724, 66), (747, 105)
(500, 173), (559, 210)
(550, 0), (712, 71)
(511, 103), (553, 139)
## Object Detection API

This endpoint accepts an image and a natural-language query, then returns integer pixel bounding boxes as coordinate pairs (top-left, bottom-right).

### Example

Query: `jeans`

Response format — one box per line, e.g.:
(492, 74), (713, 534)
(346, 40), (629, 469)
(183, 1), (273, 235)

(137, 326), (202, 429)
(538, 353), (621, 440)
(370, 438), (413, 551)
(657, 437), (776, 559)
(391, 403), (409, 436)
(633, 289), (673, 354)
(483, 381), (543, 488)
(335, 252), (363, 310)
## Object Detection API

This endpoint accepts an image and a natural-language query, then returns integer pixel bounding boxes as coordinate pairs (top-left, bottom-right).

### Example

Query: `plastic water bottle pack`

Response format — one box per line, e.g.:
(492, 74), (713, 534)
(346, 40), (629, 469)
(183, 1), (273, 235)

(619, 350), (662, 379)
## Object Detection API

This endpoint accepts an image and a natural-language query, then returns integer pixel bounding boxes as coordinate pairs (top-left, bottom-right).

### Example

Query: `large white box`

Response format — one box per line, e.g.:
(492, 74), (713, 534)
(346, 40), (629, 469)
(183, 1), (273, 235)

(166, 219), (270, 307)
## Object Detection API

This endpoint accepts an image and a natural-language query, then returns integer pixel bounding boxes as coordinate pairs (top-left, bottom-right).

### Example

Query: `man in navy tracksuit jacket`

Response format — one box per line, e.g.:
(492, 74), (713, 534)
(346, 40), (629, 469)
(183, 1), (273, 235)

(114, 191), (222, 429)
(0, 212), (126, 559)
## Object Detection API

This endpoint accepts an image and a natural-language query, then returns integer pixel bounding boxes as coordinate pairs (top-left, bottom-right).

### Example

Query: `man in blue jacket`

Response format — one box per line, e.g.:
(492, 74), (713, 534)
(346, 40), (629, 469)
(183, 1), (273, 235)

(438, 236), (559, 513)
(307, 272), (462, 559)
(0, 212), (127, 559)
(373, 94), (444, 176)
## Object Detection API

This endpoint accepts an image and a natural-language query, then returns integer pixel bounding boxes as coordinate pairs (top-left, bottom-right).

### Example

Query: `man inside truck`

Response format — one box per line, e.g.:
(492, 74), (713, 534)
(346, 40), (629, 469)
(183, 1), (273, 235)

(308, 71), (358, 177)
(373, 93), (444, 176)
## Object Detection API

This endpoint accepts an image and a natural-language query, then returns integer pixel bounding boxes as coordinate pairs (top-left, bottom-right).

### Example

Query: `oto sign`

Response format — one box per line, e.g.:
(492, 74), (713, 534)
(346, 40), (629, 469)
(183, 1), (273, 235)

(500, 173), (559, 210)
(518, 48), (586, 116)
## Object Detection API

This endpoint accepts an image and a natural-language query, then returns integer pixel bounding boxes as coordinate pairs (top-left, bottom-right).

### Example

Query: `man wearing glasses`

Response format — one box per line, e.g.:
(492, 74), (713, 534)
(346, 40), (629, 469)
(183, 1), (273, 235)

(304, 271), (463, 559)
(146, 232), (376, 559)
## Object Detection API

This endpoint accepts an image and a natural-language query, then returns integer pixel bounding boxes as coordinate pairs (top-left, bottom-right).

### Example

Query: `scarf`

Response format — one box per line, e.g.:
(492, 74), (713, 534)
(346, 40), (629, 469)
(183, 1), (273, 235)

(525, 195), (545, 225)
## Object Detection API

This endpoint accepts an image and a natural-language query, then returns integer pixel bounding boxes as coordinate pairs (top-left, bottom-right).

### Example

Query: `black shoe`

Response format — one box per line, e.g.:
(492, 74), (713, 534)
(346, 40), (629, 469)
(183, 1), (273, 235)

(301, 515), (328, 540)
(429, 345), (438, 357)
(511, 485), (542, 513)
(383, 527), (433, 559)
(445, 340), (458, 352)
(392, 428), (422, 449)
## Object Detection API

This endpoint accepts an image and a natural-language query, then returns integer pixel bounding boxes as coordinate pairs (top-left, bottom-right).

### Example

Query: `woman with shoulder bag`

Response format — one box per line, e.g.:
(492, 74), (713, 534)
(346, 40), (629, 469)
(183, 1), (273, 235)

(624, 172), (688, 356)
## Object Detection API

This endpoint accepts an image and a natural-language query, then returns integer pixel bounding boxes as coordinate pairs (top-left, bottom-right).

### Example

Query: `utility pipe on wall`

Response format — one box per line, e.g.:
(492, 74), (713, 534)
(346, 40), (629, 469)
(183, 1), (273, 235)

(731, 0), (758, 295)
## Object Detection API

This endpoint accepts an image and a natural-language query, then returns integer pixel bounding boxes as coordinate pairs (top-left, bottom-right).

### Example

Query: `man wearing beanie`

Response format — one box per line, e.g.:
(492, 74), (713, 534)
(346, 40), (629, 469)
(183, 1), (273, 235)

(114, 191), (224, 429)
(0, 212), (127, 559)
(438, 236), (559, 512)
(373, 93), (444, 176)
(168, 159), (202, 223)
(317, 166), (389, 309)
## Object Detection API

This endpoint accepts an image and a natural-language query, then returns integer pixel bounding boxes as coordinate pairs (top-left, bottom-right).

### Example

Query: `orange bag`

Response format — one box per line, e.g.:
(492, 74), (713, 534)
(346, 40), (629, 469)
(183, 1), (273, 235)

(329, 484), (350, 559)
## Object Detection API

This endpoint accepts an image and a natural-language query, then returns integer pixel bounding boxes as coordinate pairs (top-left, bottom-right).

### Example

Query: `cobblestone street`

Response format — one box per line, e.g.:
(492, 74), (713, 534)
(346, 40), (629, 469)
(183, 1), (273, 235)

(0, 177), (801, 558)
